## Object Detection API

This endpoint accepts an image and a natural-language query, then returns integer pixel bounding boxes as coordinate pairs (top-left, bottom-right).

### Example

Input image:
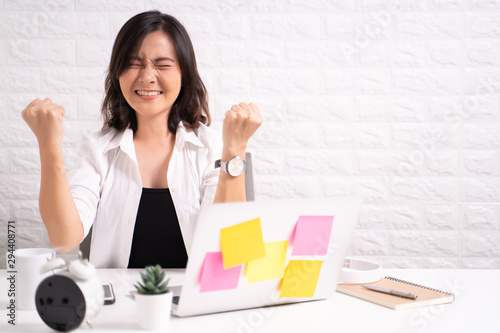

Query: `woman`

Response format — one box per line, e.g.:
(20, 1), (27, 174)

(21, 10), (262, 268)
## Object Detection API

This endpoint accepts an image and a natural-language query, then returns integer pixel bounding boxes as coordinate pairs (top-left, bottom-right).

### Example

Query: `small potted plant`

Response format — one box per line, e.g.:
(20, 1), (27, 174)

(134, 265), (172, 330)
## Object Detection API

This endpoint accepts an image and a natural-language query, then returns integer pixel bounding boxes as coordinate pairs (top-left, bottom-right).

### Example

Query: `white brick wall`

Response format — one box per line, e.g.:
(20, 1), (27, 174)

(1, 0), (499, 269)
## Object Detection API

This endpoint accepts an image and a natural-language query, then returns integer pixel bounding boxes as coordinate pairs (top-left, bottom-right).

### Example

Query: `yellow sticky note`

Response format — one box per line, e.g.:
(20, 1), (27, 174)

(279, 260), (323, 298)
(247, 240), (288, 283)
(220, 218), (266, 269)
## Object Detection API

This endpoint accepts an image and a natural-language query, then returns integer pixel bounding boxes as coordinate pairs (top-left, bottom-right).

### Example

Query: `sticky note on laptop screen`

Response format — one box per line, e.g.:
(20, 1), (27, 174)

(220, 217), (266, 269)
(246, 240), (288, 283)
(291, 216), (334, 256)
(199, 252), (242, 292)
(279, 260), (323, 298)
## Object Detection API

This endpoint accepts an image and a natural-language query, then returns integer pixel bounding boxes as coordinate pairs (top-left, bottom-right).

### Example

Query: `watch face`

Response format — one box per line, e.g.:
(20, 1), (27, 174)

(228, 157), (245, 176)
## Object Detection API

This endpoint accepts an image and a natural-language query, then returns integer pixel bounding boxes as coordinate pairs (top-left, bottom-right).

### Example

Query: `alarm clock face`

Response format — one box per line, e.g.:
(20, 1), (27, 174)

(35, 275), (86, 332)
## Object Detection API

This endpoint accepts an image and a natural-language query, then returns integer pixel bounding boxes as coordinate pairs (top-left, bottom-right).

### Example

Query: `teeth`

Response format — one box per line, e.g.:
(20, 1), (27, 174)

(136, 91), (162, 96)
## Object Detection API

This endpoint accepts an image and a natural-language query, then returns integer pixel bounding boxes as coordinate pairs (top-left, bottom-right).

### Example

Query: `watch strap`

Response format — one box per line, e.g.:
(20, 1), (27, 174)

(216, 159), (229, 174)
(214, 159), (222, 169)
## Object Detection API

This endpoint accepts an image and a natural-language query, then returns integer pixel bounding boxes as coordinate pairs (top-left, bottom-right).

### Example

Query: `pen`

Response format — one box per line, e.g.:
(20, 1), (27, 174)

(362, 285), (418, 300)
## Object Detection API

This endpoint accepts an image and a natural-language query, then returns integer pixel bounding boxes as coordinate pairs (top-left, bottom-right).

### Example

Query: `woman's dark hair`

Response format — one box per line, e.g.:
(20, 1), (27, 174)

(101, 10), (210, 133)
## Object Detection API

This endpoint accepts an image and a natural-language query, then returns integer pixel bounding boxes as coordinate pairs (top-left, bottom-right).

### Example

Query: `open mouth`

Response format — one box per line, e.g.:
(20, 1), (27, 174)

(135, 90), (163, 96)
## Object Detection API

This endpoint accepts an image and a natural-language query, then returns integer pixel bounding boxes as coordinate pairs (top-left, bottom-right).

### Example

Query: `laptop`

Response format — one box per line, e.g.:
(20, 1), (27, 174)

(171, 196), (362, 317)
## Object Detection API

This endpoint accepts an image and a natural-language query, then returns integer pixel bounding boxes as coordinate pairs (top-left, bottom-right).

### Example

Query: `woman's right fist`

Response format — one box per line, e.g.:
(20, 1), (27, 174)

(21, 98), (65, 147)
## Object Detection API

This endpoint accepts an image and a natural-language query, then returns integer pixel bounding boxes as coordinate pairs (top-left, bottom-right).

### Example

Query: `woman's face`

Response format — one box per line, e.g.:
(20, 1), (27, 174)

(119, 30), (182, 125)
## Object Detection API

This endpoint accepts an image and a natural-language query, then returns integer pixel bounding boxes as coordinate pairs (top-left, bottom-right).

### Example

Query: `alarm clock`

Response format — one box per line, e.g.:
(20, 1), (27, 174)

(35, 251), (104, 332)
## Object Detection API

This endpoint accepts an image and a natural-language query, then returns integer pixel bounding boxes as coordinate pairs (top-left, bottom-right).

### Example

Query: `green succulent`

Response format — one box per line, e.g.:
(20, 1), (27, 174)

(134, 265), (171, 295)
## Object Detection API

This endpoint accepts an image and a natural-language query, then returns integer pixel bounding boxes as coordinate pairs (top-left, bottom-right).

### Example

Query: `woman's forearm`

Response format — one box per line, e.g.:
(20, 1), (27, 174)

(38, 144), (83, 249)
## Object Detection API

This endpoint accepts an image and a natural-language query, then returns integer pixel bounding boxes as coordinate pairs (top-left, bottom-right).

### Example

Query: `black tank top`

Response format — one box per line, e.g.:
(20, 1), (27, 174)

(127, 188), (188, 268)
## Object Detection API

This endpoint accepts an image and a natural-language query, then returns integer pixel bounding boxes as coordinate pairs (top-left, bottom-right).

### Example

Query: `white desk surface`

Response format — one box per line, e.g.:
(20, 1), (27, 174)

(1, 268), (498, 333)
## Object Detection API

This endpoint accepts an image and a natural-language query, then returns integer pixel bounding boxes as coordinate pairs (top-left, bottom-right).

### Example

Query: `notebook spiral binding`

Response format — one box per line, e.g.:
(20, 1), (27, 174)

(385, 276), (455, 296)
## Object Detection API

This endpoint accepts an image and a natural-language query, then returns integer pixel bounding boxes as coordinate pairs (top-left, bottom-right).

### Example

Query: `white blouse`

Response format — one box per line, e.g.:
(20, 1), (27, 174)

(68, 122), (222, 268)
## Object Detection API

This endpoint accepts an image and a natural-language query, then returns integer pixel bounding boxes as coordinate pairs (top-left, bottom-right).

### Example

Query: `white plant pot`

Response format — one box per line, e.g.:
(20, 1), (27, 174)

(135, 291), (173, 331)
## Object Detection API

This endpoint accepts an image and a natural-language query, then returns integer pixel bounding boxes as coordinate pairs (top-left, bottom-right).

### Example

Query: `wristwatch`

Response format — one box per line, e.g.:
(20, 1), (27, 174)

(215, 156), (246, 177)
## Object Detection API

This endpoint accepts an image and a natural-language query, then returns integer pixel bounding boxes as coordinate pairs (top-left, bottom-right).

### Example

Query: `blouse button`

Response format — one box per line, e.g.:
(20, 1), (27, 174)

(171, 187), (177, 192)
(181, 215), (187, 222)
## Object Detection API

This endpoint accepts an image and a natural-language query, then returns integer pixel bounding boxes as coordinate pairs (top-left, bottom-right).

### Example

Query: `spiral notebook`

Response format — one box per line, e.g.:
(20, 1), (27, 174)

(336, 276), (455, 310)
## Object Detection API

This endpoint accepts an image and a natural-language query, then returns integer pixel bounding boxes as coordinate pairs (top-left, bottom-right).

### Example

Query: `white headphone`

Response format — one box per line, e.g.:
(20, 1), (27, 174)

(339, 258), (382, 284)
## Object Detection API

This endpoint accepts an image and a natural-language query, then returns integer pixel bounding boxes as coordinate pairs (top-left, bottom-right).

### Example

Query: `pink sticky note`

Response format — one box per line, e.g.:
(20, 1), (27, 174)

(291, 216), (334, 256)
(199, 252), (242, 292)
